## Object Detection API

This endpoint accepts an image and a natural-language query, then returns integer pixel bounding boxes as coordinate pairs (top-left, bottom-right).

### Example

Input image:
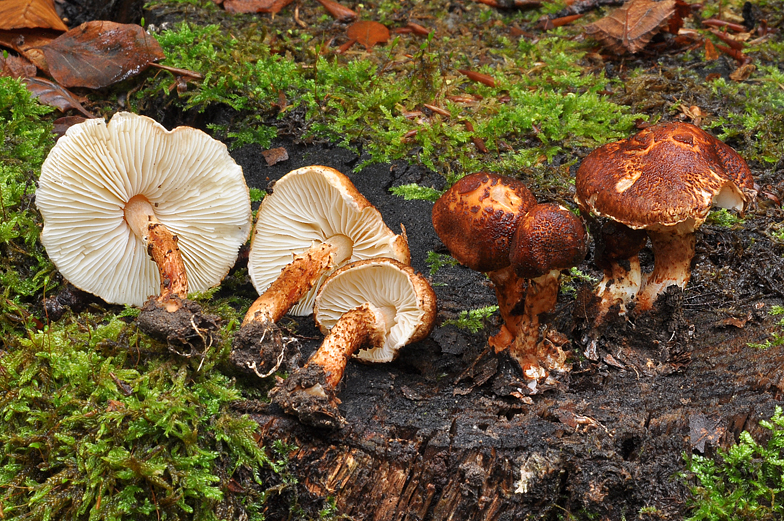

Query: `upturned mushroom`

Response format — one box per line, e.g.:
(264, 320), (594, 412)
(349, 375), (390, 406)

(233, 166), (410, 376)
(432, 172), (586, 380)
(36, 112), (251, 348)
(269, 258), (436, 429)
(575, 121), (755, 314)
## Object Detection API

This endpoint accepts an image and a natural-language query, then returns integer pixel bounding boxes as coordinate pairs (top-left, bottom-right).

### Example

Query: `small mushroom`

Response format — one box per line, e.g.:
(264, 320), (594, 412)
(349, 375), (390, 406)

(36, 112), (251, 349)
(432, 173), (586, 380)
(234, 166), (410, 376)
(576, 121), (755, 314)
(506, 203), (588, 378)
(269, 258), (436, 429)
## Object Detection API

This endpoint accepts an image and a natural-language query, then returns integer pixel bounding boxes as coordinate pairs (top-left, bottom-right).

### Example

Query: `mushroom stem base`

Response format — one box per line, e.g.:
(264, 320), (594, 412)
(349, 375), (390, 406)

(635, 231), (695, 313)
(268, 364), (347, 430)
(137, 296), (220, 357)
(595, 255), (643, 320)
(243, 241), (340, 327)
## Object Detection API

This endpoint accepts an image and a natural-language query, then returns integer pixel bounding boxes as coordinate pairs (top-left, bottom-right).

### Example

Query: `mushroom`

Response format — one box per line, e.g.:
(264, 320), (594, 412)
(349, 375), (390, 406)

(575, 121), (755, 314)
(36, 112), (251, 348)
(506, 203), (588, 378)
(234, 165), (410, 375)
(269, 258), (436, 429)
(432, 173), (586, 380)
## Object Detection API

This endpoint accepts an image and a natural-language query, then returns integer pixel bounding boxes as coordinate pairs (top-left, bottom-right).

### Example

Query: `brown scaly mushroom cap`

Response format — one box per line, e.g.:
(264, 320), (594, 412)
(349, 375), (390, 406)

(36, 112), (252, 307)
(269, 258), (436, 429)
(575, 121), (755, 312)
(432, 172), (537, 272)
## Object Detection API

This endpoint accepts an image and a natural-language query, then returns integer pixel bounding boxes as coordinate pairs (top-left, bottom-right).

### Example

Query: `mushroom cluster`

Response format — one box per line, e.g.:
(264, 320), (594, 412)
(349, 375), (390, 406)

(575, 121), (755, 318)
(233, 165), (411, 375)
(432, 172), (587, 381)
(37, 112), (252, 350)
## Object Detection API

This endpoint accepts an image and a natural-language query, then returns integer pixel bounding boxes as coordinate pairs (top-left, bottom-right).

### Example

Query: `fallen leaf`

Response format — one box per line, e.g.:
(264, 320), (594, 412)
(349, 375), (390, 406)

(704, 38), (719, 60)
(583, 0), (676, 54)
(689, 413), (725, 453)
(0, 29), (60, 73)
(42, 21), (164, 89)
(261, 147), (289, 166)
(458, 69), (496, 87)
(223, 0), (294, 13)
(406, 21), (432, 36)
(0, 0), (68, 32)
(346, 21), (390, 50)
(729, 62), (756, 81)
(0, 54), (37, 78)
(52, 115), (88, 138)
(22, 76), (94, 117)
(538, 13), (583, 30)
(315, 0), (357, 22)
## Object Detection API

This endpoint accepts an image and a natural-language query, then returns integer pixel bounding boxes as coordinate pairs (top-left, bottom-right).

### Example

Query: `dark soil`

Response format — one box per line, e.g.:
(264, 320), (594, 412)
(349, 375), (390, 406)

(224, 139), (784, 520)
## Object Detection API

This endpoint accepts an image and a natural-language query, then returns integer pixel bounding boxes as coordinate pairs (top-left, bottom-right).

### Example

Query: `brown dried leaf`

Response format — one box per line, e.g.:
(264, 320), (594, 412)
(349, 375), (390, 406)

(583, 0), (676, 54)
(22, 76), (94, 117)
(52, 115), (88, 139)
(0, 54), (37, 78)
(0, 0), (68, 32)
(42, 21), (164, 89)
(704, 38), (719, 60)
(346, 21), (390, 50)
(223, 0), (294, 13)
(0, 29), (59, 73)
(315, 0), (357, 22)
(261, 147), (289, 166)
(458, 69), (496, 87)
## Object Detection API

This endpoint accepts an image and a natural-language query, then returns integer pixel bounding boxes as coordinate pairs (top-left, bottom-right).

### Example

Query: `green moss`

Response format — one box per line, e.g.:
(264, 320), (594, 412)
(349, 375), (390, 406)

(706, 208), (745, 228)
(0, 77), (56, 341)
(389, 183), (443, 201)
(747, 306), (784, 350)
(684, 406), (784, 520)
(442, 305), (499, 333)
(0, 315), (279, 520)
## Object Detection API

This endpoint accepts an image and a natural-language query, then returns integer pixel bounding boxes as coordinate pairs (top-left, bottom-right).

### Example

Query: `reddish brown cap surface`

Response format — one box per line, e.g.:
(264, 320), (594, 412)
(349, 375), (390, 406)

(432, 172), (537, 272)
(509, 204), (588, 279)
(575, 122), (755, 231)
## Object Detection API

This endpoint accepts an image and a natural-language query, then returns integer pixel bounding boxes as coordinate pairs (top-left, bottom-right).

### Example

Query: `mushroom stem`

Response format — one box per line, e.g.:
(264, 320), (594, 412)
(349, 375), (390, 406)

(509, 270), (564, 380)
(486, 266), (527, 351)
(242, 235), (353, 327)
(596, 255), (642, 317)
(308, 302), (387, 388)
(124, 194), (188, 301)
(635, 230), (696, 312)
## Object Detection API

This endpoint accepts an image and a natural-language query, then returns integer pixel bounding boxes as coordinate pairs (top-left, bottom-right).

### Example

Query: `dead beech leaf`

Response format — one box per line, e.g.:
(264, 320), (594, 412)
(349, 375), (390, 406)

(223, 0), (294, 13)
(0, 29), (60, 73)
(704, 38), (719, 60)
(0, 0), (68, 32)
(346, 21), (390, 50)
(0, 54), (37, 78)
(52, 115), (88, 138)
(584, 0), (676, 54)
(23, 77), (94, 117)
(42, 21), (164, 89)
(315, 0), (357, 21)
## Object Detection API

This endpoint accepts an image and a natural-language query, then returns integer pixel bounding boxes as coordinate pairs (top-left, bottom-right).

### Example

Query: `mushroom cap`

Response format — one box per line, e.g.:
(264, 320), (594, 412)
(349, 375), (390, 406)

(509, 204), (588, 279)
(314, 258), (437, 363)
(432, 172), (537, 272)
(575, 121), (755, 232)
(36, 112), (252, 307)
(248, 165), (411, 316)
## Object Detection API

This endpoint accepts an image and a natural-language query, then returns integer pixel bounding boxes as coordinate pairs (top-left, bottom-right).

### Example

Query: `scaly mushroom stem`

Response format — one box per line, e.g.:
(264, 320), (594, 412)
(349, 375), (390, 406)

(308, 302), (388, 387)
(509, 270), (564, 380)
(124, 194), (188, 303)
(486, 265), (527, 352)
(635, 230), (696, 313)
(596, 255), (642, 318)
(269, 302), (387, 430)
(242, 235), (354, 327)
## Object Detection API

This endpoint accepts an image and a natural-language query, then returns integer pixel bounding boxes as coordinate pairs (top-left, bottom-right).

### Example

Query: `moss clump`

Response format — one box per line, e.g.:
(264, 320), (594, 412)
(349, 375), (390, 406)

(0, 315), (278, 520)
(685, 406), (784, 520)
(0, 77), (56, 341)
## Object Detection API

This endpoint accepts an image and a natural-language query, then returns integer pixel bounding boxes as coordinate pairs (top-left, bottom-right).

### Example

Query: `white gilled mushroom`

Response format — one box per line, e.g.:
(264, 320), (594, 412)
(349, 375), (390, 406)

(36, 112), (251, 346)
(234, 166), (410, 374)
(576, 121), (755, 314)
(269, 258), (436, 429)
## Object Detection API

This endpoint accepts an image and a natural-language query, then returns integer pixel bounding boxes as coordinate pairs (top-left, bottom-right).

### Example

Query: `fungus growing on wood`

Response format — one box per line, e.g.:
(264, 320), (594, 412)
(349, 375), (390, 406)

(234, 165), (410, 376)
(432, 173), (586, 380)
(576, 121), (755, 314)
(36, 112), (251, 348)
(269, 258), (436, 429)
